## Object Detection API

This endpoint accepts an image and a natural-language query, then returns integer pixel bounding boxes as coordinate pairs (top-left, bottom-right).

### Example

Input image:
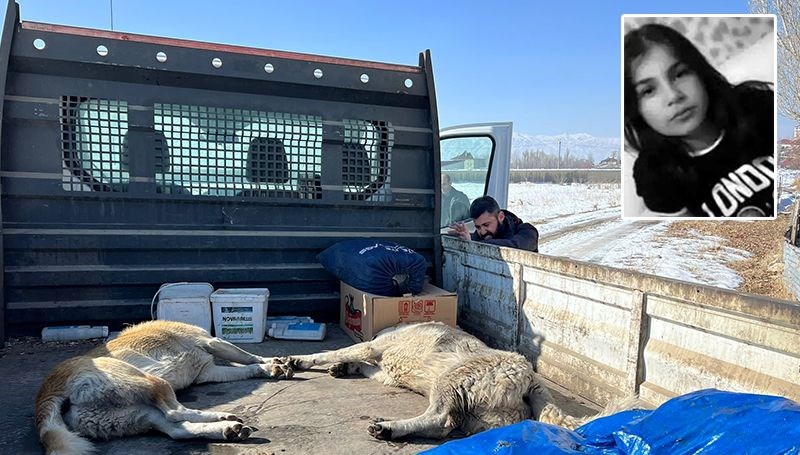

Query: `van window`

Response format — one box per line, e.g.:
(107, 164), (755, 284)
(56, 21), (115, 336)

(440, 135), (494, 226)
(343, 119), (393, 202)
(60, 100), (397, 203)
(61, 96), (129, 192)
(154, 104), (323, 198)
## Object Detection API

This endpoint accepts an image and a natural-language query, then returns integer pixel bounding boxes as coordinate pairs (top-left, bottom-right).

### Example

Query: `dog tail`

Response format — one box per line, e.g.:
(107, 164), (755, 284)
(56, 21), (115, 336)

(528, 380), (647, 430)
(524, 378), (582, 429)
(583, 393), (649, 423)
(536, 402), (588, 430)
(524, 378), (592, 430)
(35, 361), (95, 455)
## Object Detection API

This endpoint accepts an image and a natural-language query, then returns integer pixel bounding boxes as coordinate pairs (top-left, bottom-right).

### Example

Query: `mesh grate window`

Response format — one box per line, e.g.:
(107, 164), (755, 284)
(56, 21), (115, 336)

(248, 137), (289, 184)
(154, 104), (322, 198)
(342, 119), (393, 202)
(61, 96), (130, 192)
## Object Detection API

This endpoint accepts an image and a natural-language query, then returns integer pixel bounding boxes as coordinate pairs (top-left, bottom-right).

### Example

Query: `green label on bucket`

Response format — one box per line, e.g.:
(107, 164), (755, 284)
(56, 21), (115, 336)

(222, 326), (254, 335)
(221, 306), (253, 313)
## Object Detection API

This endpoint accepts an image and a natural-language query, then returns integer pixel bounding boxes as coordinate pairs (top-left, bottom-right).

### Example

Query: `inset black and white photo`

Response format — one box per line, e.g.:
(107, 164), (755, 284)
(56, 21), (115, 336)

(621, 15), (777, 219)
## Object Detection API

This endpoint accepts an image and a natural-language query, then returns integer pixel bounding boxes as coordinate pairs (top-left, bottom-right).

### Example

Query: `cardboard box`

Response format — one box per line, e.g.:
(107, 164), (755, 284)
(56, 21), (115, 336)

(340, 281), (457, 343)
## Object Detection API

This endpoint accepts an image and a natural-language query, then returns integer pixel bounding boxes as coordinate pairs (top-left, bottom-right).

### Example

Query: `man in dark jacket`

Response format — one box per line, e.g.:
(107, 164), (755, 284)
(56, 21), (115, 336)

(447, 196), (539, 252)
(441, 173), (471, 227)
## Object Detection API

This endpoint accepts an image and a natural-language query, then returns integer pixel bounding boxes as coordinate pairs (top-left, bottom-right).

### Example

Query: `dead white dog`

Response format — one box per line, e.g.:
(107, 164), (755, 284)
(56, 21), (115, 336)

(35, 320), (293, 455)
(285, 321), (590, 440)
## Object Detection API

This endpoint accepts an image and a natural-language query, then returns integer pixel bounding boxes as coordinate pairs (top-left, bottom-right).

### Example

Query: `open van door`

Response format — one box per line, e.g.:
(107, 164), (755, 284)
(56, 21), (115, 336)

(438, 122), (512, 229)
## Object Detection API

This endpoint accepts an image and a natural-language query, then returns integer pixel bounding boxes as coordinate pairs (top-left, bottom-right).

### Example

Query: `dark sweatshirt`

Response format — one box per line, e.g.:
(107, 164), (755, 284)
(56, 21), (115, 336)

(470, 210), (539, 252)
(633, 83), (774, 217)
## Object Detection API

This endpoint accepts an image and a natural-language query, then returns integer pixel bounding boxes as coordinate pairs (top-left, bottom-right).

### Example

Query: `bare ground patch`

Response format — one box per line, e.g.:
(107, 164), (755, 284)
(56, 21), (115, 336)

(667, 215), (796, 301)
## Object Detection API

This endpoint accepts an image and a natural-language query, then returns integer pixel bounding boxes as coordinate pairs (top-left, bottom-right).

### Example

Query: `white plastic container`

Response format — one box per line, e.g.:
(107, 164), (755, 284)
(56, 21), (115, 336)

(211, 288), (269, 343)
(268, 322), (326, 341)
(153, 282), (213, 333)
(42, 325), (109, 342)
(266, 316), (314, 327)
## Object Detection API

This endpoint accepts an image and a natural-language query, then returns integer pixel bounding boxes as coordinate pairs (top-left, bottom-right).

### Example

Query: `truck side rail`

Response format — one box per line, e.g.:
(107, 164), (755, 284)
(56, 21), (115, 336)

(443, 236), (800, 406)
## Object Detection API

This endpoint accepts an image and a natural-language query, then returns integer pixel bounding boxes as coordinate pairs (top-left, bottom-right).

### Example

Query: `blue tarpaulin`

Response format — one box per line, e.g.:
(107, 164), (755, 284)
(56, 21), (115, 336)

(422, 389), (800, 455)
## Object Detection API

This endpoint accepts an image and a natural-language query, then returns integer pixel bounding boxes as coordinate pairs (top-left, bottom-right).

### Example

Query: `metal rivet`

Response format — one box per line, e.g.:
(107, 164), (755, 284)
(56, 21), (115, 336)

(96, 45), (109, 57)
(156, 51), (167, 63)
(212, 57), (222, 68)
(360, 74), (369, 83)
(404, 78), (413, 88)
(264, 63), (274, 73)
(313, 68), (323, 79)
(33, 38), (46, 50)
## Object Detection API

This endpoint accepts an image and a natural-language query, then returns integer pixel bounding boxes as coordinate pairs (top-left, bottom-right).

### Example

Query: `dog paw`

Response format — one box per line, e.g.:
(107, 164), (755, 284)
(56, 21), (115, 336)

(327, 362), (346, 377)
(368, 422), (393, 440)
(223, 422), (255, 441)
(280, 356), (309, 371)
(270, 361), (294, 379)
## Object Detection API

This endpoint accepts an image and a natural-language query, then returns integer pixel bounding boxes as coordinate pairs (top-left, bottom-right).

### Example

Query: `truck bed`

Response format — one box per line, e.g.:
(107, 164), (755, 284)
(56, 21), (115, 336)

(0, 325), (597, 455)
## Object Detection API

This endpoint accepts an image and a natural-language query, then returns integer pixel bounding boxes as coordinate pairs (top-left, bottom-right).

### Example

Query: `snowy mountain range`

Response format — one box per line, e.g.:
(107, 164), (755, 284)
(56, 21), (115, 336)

(512, 132), (620, 164)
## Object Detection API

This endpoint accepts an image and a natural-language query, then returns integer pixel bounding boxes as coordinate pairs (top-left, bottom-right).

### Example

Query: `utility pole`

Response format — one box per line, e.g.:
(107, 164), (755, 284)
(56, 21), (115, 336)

(557, 140), (561, 169)
(110, 0), (114, 30)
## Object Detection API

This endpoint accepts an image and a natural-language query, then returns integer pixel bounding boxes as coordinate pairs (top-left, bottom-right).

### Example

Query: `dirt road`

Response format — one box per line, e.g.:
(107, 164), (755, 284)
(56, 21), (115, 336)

(536, 209), (796, 301)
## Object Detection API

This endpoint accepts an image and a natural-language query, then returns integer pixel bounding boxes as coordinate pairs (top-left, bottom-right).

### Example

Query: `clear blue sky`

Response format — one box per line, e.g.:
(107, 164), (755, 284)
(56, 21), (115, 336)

(9, 0), (796, 139)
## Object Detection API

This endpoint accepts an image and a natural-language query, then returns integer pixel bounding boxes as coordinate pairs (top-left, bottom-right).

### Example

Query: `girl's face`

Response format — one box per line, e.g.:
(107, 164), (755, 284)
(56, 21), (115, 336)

(632, 44), (711, 141)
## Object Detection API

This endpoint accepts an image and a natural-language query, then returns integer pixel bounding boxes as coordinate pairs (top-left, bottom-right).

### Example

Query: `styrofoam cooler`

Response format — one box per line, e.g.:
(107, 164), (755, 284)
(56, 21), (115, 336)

(155, 282), (214, 333)
(211, 288), (269, 343)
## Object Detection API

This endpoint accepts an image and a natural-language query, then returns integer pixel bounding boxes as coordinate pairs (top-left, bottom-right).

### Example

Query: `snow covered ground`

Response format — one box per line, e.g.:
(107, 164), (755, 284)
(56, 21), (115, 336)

(503, 182), (750, 289)
(451, 169), (798, 291)
(780, 169), (800, 212)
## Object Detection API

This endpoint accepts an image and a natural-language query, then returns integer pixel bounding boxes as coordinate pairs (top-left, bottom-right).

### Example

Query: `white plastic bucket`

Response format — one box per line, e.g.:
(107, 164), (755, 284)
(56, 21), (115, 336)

(211, 288), (269, 343)
(154, 282), (214, 333)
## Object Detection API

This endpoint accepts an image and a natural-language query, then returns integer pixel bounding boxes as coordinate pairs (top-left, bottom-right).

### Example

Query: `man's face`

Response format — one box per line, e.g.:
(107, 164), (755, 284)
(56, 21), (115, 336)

(441, 175), (452, 194)
(473, 211), (505, 239)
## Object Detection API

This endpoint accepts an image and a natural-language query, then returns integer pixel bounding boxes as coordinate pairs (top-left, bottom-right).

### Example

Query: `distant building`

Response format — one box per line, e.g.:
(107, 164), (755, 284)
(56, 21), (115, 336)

(779, 138), (796, 158)
(595, 153), (621, 169)
(442, 151), (488, 170)
(451, 151), (474, 161)
(780, 126), (800, 170)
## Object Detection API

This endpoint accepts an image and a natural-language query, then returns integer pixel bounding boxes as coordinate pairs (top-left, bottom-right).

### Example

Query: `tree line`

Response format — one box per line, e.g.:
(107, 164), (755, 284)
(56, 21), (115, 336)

(511, 149), (595, 169)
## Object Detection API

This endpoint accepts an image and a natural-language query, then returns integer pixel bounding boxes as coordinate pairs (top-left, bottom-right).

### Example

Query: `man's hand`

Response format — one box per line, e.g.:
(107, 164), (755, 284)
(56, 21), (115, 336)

(447, 222), (471, 241)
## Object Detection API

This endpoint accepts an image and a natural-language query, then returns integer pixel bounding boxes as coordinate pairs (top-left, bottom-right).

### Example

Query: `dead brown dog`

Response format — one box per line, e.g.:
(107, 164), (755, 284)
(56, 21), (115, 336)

(284, 321), (596, 440)
(35, 320), (293, 455)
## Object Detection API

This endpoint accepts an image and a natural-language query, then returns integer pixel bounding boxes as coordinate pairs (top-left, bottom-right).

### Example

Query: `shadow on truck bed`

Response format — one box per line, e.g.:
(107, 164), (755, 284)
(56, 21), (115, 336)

(0, 325), (596, 455)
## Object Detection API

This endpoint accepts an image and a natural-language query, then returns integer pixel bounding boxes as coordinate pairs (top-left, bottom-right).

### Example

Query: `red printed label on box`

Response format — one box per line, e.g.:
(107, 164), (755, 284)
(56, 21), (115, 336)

(424, 300), (436, 314)
(344, 293), (362, 336)
(398, 300), (411, 316)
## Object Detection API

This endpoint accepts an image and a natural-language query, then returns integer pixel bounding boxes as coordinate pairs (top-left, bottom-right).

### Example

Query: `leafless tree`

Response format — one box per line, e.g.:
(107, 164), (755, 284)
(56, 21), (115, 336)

(749, 0), (800, 122)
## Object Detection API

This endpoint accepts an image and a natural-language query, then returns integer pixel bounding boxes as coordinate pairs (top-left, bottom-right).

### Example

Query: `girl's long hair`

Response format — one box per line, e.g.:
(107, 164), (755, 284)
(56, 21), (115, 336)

(623, 23), (767, 159)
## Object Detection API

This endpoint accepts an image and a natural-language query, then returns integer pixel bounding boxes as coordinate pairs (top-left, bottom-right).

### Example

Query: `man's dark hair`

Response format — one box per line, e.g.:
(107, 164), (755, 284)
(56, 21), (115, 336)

(470, 196), (500, 219)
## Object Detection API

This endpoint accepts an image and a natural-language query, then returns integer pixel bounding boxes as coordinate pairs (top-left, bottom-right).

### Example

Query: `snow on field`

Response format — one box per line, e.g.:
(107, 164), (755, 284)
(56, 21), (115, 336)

(503, 182), (751, 290)
(508, 183), (621, 223)
(780, 168), (800, 212)
(451, 182), (621, 223)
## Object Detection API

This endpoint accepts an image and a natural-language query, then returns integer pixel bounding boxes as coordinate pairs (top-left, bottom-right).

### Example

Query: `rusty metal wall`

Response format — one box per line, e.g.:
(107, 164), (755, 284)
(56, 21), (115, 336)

(442, 236), (800, 407)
